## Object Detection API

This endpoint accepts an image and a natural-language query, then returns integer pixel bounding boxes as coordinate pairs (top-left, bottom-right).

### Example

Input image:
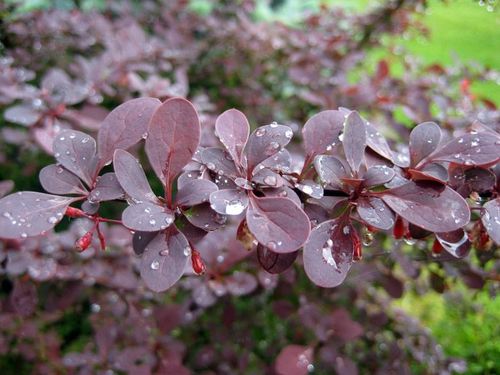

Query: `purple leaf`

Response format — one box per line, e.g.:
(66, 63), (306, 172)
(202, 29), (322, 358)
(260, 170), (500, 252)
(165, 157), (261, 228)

(357, 196), (395, 230)
(381, 181), (470, 232)
(363, 165), (395, 187)
(42, 68), (86, 105)
(122, 202), (174, 232)
(140, 229), (190, 292)
(201, 147), (239, 179)
(263, 186), (302, 206)
(275, 345), (313, 375)
(302, 217), (354, 288)
(257, 244), (298, 274)
(4, 104), (40, 126)
(39, 164), (87, 195)
(482, 198), (500, 245)
(246, 194), (310, 253)
(113, 149), (157, 204)
(246, 124), (293, 173)
(426, 132), (500, 167)
(258, 149), (292, 173)
(252, 168), (284, 188)
(183, 203), (227, 231)
(215, 109), (249, 164)
(366, 122), (394, 162)
(0, 192), (77, 239)
(302, 110), (344, 163)
(0, 180), (14, 198)
(97, 97), (161, 166)
(436, 229), (471, 258)
(296, 180), (324, 199)
(175, 179), (217, 207)
(409, 122), (441, 166)
(146, 97), (200, 186)
(88, 173), (124, 202)
(225, 271), (258, 296)
(342, 111), (366, 173)
(177, 170), (204, 190)
(209, 189), (248, 216)
(409, 163), (448, 183)
(53, 130), (98, 186)
(81, 199), (99, 215)
(314, 155), (347, 189)
(132, 231), (157, 256)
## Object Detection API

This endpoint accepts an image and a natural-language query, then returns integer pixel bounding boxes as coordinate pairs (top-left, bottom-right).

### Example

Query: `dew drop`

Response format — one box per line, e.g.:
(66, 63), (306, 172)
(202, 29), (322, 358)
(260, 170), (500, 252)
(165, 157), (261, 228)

(266, 241), (277, 250)
(225, 199), (245, 215)
(255, 128), (266, 137)
(403, 238), (417, 245)
(285, 129), (293, 139)
(263, 175), (278, 186)
(183, 246), (192, 257)
(149, 219), (156, 226)
(150, 260), (160, 270)
(48, 216), (58, 224)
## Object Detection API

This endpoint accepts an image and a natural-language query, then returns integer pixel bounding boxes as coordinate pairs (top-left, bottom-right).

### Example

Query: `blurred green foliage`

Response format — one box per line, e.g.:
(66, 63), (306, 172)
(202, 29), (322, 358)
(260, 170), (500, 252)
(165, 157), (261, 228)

(395, 287), (500, 374)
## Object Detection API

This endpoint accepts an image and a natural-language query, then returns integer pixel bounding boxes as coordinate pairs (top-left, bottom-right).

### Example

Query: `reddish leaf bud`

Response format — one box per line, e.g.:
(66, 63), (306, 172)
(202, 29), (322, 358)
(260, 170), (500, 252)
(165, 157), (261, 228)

(393, 216), (405, 240)
(191, 249), (206, 275)
(75, 232), (93, 252)
(432, 238), (443, 254)
(352, 230), (362, 261)
(65, 206), (85, 218)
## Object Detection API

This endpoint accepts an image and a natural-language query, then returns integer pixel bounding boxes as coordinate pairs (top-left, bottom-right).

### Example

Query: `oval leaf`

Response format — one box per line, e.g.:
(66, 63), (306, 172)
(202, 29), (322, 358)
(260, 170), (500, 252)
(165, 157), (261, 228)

(366, 122), (394, 162)
(201, 147), (239, 179)
(215, 109), (249, 164)
(314, 155), (347, 189)
(140, 229), (190, 292)
(146, 97), (201, 186)
(246, 194), (310, 253)
(427, 132), (500, 167)
(482, 198), (500, 245)
(113, 149), (157, 204)
(97, 97), (161, 165)
(246, 124), (293, 173)
(39, 164), (87, 195)
(302, 217), (354, 288)
(122, 202), (174, 232)
(175, 179), (218, 207)
(436, 229), (471, 258)
(302, 110), (344, 163)
(381, 181), (470, 232)
(88, 173), (124, 202)
(257, 245), (298, 274)
(183, 203), (227, 231)
(209, 189), (248, 216)
(363, 165), (395, 187)
(53, 130), (98, 186)
(343, 111), (366, 173)
(357, 196), (395, 230)
(0, 192), (76, 239)
(409, 122), (441, 166)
